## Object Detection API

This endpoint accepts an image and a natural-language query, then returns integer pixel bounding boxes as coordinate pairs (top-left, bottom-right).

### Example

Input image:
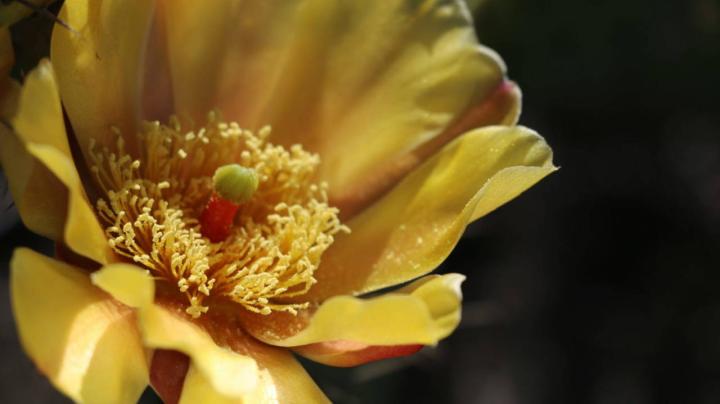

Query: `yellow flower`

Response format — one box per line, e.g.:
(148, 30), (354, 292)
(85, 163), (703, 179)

(0, 1), (556, 403)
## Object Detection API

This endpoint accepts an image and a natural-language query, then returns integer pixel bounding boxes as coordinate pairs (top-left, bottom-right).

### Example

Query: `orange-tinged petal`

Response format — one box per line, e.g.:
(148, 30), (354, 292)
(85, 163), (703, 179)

(0, 61), (109, 263)
(157, 0), (513, 216)
(242, 274), (465, 348)
(294, 341), (423, 368)
(308, 126), (556, 300)
(149, 349), (189, 404)
(10, 248), (148, 404)
(51, 0), (155, 156)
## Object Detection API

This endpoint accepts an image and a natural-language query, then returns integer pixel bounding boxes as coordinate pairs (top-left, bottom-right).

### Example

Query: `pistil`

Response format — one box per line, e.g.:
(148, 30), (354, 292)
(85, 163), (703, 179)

(200, 164), (259, 242)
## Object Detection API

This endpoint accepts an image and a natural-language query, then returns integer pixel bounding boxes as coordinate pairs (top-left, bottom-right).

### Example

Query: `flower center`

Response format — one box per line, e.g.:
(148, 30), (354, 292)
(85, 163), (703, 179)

(89, 112), (349, 317)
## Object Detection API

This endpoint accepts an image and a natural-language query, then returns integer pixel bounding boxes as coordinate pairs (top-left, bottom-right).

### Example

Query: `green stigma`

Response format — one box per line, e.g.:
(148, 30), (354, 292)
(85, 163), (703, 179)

(212, 164), (259, 204)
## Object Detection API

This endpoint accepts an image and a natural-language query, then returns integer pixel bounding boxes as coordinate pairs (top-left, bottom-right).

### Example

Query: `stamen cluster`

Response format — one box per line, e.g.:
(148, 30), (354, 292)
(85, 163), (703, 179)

(90, 112), (348, 317)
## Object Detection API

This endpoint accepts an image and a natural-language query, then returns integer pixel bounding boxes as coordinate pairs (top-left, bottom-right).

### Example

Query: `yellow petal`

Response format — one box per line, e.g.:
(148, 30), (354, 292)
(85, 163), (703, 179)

(309, 126), (556, 300)
(25, 143), (108, 264)
(179, 365), (237, 404)
(90, 263), (154, 308)
(10, 248), (148, 404)
(51, 0), (155, 156)
(0, 125), (68, 241)
(93, 265), (328, 403)
(0, 61), (109, 263)
(244, 274), (465, 348)
(157, 0), (342, 125)
(12, 59), (71, 156)
(157, 0), (514, 214)
(142, 305), (260, 398)
(156, 0), (297, 123)
(180, 343), (329, 404)
(93, 265), (258, 398)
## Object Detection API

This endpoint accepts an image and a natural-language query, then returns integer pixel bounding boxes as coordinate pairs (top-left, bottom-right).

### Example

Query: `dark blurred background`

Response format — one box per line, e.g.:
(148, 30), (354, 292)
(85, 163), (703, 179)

(2, 0), (720, 403)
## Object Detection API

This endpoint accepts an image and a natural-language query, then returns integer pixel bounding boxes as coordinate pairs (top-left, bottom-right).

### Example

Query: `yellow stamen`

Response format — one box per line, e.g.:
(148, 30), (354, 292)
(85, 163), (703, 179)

(90, 112), (349, 317)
